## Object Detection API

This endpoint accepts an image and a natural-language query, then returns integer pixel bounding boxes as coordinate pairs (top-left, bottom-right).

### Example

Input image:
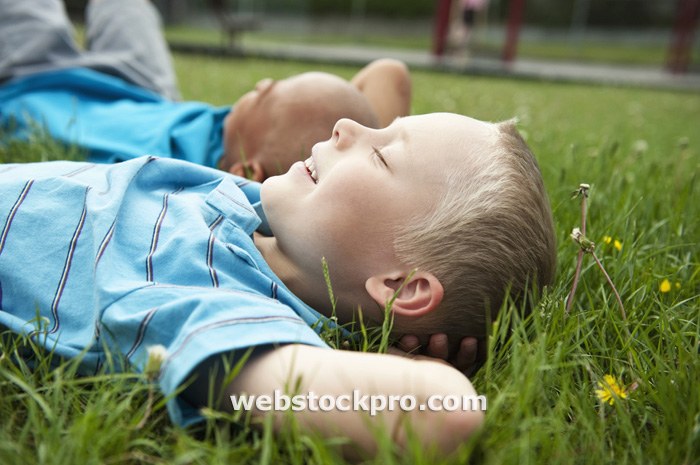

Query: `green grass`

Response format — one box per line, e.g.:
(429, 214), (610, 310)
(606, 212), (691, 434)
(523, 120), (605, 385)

(2, 55), (700, 464)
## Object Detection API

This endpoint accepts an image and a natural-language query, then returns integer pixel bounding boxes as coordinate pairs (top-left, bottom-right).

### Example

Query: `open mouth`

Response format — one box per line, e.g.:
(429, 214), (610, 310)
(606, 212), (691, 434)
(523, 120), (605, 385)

(304, 157), (318, 183)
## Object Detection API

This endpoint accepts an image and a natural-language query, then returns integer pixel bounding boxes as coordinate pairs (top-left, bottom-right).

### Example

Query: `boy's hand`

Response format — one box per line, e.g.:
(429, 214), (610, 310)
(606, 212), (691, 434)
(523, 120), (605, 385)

(394, 334), (487, 377)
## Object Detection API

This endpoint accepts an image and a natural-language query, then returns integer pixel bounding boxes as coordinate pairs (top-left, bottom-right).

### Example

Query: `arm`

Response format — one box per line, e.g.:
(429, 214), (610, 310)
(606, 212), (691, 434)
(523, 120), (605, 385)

(188, 344), (483, 458)
(351, 59), (412, 128)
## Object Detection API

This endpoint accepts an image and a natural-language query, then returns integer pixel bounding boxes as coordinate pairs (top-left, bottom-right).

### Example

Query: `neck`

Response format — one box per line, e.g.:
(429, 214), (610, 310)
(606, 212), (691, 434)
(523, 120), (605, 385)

(253, 234), (382, 325)
(254, 234), (323, 313)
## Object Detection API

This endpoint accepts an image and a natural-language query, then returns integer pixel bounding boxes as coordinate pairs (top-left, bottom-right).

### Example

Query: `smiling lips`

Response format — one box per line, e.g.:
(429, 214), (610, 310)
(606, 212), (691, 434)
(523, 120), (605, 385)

(304, 157), (318, 183)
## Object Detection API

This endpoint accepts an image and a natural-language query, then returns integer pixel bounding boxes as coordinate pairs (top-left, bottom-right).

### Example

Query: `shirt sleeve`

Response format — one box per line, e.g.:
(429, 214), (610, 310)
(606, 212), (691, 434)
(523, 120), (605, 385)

(99, 283), (330, 426)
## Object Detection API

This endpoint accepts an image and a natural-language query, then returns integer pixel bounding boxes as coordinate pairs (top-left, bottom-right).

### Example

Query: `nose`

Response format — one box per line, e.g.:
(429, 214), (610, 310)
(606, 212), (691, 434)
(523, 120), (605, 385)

(332, 118), (367, 151)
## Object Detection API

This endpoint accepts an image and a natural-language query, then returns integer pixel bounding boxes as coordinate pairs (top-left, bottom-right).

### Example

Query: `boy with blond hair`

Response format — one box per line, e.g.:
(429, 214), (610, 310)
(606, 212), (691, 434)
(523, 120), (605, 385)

(0, 111), (556, 456)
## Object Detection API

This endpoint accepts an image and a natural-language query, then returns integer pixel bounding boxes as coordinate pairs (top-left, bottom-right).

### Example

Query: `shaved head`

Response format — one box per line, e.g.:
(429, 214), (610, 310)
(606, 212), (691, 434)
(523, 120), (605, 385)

(221, 71), (379, 180)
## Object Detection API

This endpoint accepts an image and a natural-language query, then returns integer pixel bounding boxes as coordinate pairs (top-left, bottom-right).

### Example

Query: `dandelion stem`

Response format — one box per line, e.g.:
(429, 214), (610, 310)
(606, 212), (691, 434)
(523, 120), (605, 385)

(581, 194), (587, 236)
(591, 252), (627, 322)
(135, 385), (154, 430)
(566, 188), (588, 318)
(565, 250), (584, 317)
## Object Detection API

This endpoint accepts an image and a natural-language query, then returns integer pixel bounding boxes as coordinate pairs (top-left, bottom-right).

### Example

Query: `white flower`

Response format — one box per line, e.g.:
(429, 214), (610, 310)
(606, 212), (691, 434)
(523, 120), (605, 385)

(570, 228), (595, 253)
(144, 344), (168, 380)
(632, 139), (648, 155)
(570, 228), (582, 241)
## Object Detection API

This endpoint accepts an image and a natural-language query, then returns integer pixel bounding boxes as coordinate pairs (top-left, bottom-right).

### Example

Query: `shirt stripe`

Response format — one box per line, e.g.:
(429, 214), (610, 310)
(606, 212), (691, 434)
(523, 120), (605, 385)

(0, 165), (21, 175)
(0, 180), (34, 307)
(94, 219), (117, 269)
(98, 156), (156, 196)
(207, 215), (223, 287)
(64, 164), (96, 178)
(145, 186), (183, 282)
(49, 186), (90, 334)
(0, 180), (34, 255)
(208, 215), (223, 230)
(125, 306), (161, 361)
(146, 193), (169, 282)
(160, 315), (306, 375)
(207, 233), (219, 288)
(215, 189), (255, 214)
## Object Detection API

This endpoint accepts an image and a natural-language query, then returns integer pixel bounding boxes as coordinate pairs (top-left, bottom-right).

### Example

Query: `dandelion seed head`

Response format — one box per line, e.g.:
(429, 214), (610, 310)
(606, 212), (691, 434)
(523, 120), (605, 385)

(144, 344), (168, 380)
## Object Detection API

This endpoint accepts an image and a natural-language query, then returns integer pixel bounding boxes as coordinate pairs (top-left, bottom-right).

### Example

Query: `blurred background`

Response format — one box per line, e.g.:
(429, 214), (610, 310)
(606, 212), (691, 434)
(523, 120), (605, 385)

(65, 0), (700, 89)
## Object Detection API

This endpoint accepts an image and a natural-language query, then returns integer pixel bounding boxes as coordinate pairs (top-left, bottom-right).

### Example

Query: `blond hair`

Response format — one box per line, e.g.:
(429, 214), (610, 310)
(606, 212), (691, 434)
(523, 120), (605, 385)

(394, 119), (556, 340)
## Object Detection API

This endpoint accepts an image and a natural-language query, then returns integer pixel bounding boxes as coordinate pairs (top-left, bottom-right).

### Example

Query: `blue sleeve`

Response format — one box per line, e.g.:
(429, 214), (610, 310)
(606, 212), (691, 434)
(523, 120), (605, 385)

(100, 284), (329, 426)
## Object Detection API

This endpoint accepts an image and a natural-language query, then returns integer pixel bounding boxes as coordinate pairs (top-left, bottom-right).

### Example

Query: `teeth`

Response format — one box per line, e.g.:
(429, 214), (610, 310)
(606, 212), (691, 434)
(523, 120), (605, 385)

(304, 157), (318, 183)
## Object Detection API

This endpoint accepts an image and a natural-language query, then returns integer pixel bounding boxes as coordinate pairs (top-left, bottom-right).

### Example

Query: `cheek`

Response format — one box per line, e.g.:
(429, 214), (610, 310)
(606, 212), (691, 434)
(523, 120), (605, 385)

(317, 174), (377, 218)
(315, 176), (396, 244)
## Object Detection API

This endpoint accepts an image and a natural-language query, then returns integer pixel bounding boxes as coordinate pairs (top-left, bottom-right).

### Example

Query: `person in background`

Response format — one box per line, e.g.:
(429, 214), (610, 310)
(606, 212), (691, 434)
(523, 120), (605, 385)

(0, 0), (411, 182)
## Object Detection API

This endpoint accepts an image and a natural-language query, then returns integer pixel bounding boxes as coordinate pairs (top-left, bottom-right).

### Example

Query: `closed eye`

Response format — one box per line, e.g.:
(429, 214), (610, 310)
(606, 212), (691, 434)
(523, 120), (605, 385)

(372, 146), (390, 170)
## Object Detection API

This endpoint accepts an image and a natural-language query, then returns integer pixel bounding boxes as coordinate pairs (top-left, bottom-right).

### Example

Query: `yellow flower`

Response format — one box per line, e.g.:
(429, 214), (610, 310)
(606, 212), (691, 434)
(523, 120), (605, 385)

(602, 236), (621, 250)
(595, 375), (627, 405)
(675, 282), (681, 289)
(660, 279), (671, 293)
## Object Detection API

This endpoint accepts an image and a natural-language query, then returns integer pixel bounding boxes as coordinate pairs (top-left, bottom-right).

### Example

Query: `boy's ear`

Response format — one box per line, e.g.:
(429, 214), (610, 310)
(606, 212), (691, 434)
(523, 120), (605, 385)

(365, 272), (444, 317)
(229, 161), (265, 182)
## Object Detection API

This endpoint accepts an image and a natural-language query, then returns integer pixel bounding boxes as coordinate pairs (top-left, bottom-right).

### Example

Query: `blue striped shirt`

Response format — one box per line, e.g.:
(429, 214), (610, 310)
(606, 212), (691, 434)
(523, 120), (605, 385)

(0, 157), (329, 425)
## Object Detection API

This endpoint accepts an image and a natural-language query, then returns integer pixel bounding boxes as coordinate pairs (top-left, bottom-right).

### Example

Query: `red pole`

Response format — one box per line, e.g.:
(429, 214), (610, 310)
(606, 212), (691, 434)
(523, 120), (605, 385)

(667, 0), (700, 74)
(502, 0), (526, 63)
(432, 0), (453, 57)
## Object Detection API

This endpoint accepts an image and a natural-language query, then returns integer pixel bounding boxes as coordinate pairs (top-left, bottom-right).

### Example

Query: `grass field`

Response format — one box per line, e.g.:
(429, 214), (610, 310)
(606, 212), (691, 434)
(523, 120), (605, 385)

(1, 55), (699, 464)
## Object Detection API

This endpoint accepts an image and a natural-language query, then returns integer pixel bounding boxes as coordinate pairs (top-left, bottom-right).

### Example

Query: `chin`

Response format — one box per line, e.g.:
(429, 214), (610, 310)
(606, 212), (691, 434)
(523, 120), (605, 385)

(258, 177), (286, 217)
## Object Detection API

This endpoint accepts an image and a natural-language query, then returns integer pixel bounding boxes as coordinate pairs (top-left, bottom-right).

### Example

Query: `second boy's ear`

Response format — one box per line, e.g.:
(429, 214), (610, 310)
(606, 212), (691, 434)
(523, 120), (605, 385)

(229, 161), (265, 183)
(365, 272), (444, 317)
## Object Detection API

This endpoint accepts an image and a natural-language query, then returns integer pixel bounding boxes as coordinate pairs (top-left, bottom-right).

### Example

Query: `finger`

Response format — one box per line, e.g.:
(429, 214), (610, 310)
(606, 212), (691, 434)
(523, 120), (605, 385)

(411, 355), (451, 366)
(465, 338), (489, 377)
(386, 347), (408, 357)
(427, 333), (449, 360)
(473, 338), (488, 370)
(453, 337), (478, 374)
(398, 334), (420, 353)
(476, 338), (488, 362)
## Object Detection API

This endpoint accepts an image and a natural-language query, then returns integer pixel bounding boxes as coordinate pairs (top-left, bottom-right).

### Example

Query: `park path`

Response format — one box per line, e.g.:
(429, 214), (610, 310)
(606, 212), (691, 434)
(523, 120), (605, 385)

(170, 38), (700, 92)
(250, 41), (700, 91)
